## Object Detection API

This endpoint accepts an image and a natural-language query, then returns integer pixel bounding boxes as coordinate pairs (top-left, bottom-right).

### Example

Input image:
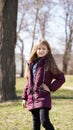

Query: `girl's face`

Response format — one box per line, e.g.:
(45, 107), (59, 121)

(37, 44), (49, 58)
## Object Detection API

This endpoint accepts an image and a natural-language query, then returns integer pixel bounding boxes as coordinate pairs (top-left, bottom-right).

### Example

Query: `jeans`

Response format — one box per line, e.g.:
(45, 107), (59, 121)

(31, 108), (55, 130)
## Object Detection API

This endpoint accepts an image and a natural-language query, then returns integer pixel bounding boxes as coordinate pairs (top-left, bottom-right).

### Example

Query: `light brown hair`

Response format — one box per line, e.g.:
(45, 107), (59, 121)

(25, 39), (61, 78)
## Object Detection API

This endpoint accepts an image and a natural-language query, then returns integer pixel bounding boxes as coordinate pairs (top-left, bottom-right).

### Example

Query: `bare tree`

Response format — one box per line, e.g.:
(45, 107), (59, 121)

(31, 0), (54, 50)
(38, 0), (53, 39)
(0, 0), (18, 101)
(16, 34), (24, 77)
(16, 0), (31, 76)
(59, 0), (73, 74)
(17, 0), (40, 53)
(30, 0), (41, 51)
(17, 0), (54, 56)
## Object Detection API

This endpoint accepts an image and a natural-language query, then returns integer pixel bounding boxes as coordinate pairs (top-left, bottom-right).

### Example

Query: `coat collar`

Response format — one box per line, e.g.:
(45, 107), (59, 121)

(28, 54), (48, 67)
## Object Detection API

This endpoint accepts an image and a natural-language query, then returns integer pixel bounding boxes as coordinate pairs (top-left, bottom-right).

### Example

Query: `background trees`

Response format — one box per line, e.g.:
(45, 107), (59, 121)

(59, 0), (73, 74)
(0, 0), (73, 102)
(16, 0), (73, 75)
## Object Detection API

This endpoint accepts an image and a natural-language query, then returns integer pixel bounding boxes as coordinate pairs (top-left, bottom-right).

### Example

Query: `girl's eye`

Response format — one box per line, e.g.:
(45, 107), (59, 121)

(38, 48), (41, 50)
(42, 47), (46, 50)
(38, 47), (46, 50)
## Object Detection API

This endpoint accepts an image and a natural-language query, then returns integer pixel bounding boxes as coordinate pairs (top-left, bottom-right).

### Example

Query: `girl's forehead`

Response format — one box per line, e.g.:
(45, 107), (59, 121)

(37, 43), (46, 47)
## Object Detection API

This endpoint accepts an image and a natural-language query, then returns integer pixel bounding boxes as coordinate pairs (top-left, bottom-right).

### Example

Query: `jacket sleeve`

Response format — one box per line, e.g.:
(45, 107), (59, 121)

(21, 83), (28, 101)
(49, 72), (65, 92)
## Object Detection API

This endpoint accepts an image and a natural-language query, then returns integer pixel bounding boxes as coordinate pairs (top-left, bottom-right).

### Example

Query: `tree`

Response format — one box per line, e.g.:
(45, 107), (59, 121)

(30, 0), (40, 51)
(17, 0), (54, 51)
(31, 0), (53, 50)
(16, 34), (24, 77)
(16, 0), (31, 77)
(59, 0), (73, 74)
(0, 0), (18, 101)
(38, 0), (53, 39)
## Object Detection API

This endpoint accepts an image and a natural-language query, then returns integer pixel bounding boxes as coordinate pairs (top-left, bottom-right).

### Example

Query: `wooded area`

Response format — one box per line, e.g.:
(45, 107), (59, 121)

(17, 0), (73, 75)
(0, 0), (73, 101)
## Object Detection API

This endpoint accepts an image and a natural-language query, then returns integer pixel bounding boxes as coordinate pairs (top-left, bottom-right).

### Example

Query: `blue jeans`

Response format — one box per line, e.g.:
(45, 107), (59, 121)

(31, 108), (55, 130)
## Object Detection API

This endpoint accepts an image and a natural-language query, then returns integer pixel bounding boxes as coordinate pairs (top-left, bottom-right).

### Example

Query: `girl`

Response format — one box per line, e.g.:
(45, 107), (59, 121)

(22, 39), (65, 130)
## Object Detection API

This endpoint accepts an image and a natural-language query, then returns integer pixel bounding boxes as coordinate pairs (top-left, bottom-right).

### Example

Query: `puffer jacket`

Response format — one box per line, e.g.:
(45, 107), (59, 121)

(22, 56), (65, 111)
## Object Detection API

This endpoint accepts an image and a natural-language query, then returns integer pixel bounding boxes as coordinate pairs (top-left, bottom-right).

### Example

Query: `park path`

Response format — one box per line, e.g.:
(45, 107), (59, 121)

(63, 86), (73, 91)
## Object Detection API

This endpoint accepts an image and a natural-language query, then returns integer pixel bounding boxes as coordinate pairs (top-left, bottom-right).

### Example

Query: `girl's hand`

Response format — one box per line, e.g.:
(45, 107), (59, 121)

(22, 100), (26, 108)
(41, 83), (50, 92)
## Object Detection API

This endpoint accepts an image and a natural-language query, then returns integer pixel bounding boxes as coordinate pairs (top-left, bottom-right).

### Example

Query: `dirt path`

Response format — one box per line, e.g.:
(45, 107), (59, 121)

(63, 86), (73, 90)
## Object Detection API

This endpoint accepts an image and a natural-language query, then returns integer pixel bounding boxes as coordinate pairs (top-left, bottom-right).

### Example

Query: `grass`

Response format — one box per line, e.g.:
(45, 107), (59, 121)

(0, 75), (73, 130)
(63, 75), (73, 87)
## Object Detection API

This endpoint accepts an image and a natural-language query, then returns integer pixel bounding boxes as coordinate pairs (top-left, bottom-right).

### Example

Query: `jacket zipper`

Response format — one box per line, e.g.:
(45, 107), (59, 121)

(31, 59), (46, 108)
(32, 84), (35, 108)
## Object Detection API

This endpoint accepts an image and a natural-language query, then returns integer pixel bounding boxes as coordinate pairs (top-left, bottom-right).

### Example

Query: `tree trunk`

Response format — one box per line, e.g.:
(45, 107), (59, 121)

(63, 42), (72, 74)
(20, 42), (24, 77)
(17, 34), (24, 77)
(0, 0), (18, 101)
(63, 24), (72, 74)
(30, 7), (39, 52)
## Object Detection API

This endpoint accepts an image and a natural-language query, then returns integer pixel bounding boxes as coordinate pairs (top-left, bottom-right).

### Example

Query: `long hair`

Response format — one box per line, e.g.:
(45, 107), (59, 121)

(25, 39), (61, 78)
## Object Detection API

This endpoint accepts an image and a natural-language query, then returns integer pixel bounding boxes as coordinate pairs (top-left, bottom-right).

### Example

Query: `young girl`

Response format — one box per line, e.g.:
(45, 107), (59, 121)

(22, 39), (65, 130)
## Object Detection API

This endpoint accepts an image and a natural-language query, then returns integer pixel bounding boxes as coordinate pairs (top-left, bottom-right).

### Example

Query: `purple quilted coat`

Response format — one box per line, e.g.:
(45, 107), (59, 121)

(22, 56), (65, 111)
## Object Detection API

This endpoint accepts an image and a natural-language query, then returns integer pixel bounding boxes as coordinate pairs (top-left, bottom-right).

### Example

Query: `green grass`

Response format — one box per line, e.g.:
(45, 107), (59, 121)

(0, 75), (73, 130)
(63, 75), (73, 87)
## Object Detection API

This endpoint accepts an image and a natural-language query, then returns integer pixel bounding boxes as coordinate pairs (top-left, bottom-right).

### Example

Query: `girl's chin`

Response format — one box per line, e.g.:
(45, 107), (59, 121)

(38, 56), (44, 58)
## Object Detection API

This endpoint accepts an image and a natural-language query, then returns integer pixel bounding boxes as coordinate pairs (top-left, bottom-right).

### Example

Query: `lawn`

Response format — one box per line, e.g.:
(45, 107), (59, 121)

(0, 75), (73, 130)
